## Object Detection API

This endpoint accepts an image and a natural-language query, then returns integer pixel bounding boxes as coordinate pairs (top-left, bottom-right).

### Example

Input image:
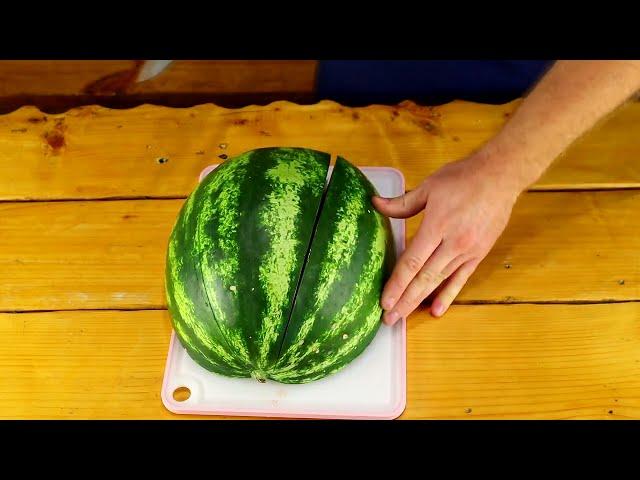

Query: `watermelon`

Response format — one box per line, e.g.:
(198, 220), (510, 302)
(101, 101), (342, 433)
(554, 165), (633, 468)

(165, 147), (395, 384)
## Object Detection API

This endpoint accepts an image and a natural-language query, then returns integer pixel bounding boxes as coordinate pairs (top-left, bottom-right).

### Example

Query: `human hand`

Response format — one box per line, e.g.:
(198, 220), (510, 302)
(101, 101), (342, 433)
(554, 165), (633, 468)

(373, 153), (522, 324)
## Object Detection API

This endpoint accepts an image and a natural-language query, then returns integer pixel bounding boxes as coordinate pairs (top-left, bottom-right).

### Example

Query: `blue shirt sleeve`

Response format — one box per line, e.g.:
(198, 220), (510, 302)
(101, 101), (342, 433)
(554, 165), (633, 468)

(316, 60), (553, 105)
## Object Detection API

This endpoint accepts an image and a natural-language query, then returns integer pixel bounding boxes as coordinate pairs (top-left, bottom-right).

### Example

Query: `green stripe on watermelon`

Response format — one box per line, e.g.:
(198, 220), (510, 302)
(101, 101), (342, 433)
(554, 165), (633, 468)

(167, 147), (330, 381)
(166, 193), (249, 377)
(270, 156), (396, 383)
(190, 154), (253, 366)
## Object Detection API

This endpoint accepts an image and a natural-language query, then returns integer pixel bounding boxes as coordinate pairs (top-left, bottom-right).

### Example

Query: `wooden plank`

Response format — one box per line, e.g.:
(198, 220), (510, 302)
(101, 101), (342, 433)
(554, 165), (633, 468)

(438, 189), (640, 303)
(0, 61), (137, 96)
(0, 100), (639, 201)
(0, 310), (205, 419)
(0, 60), (317, 96)
(0, 191), (637, 311)
(1, 304), (637, 419)
(0, 61), (318, 113)
(0, 200), (174, 311)
(128, 60), (318, 95)
(404, 303), (640, 419)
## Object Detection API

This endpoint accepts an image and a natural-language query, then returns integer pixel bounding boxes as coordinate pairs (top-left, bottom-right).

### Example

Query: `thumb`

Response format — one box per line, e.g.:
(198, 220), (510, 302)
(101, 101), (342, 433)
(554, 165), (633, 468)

(372, 186), (427, 219)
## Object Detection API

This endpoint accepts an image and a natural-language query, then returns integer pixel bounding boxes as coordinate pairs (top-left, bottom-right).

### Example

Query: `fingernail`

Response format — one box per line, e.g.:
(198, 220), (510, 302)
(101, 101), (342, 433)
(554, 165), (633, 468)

(382, 297), (395, 310)
(432, 300), (444, 317)
(384, 311), (400, 325)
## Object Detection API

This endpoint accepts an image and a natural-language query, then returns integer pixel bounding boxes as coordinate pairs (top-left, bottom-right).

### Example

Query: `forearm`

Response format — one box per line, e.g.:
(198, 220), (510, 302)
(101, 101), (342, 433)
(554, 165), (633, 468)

(476, 60), (640, 193)
(377, 60), (640, 321)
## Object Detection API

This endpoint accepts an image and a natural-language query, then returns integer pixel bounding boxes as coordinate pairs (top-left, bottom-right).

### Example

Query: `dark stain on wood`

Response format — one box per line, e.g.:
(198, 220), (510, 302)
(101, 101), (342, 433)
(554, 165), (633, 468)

(452, 136), (460, 142)
(233, 119), (248, 126)
(352, 112), (360, 120)
(196, 151), (205, 155)
(218, 154), (228, 160)
(83, 61), (144, 95)
(44, 130), (65, 151)
(43, 118), (67, 154)
(11, 128), (27, 133)
(28, 116), (48, 123)
(260, 130), (272, 136)
(427, 106), (441, 119)
(122, 214), (138, 220)
(422, 119), (442, 136)
(504, 112), (511, 118)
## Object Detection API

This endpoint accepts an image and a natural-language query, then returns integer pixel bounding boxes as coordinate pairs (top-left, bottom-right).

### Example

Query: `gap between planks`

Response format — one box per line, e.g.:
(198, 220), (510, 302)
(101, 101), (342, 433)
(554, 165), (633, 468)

(3, 184), (640, 204)
(3, 299), (640, 315)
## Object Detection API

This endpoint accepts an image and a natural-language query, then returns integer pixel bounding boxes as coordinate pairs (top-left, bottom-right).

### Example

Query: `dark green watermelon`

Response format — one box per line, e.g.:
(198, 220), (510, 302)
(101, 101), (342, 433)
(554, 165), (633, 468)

(166, 147), (395, 384)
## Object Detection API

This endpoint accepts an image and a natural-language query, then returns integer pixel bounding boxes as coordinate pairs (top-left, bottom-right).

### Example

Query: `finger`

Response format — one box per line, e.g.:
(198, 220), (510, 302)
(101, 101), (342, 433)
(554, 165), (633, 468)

(372, 187), (427, 219)
(381, 219), (442, 311)
(423, 252), (469, 304)
(430, 258), (481, 317)
(424, 281), (446, 306)
(383, 243), (461, 325)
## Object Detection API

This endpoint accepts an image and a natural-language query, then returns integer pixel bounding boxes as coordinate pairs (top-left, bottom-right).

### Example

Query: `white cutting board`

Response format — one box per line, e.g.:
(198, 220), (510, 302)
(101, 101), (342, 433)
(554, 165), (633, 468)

(161, 164), (406, 419)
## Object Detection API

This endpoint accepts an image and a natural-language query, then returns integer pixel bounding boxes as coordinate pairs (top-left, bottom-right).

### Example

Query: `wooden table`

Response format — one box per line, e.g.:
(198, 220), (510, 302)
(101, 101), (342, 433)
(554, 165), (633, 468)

(1, 99), (639, 419)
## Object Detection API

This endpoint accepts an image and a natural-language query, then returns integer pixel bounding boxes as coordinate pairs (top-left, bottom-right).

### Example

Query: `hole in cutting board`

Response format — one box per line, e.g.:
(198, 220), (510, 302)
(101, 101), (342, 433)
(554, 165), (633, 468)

(173, 386), (191, 402)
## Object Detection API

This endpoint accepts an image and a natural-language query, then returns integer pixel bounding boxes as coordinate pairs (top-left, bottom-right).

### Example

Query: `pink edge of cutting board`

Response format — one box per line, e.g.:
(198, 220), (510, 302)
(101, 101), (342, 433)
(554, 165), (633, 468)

(161, 162), (407, 420)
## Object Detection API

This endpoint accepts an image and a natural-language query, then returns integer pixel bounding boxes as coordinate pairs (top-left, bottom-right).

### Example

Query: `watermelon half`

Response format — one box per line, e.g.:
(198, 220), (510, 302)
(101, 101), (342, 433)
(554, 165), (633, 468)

(165, 147), (396, 384)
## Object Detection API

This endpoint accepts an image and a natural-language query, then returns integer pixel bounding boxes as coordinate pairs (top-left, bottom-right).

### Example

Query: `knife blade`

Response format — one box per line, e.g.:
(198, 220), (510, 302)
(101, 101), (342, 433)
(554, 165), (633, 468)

(136, 60), (173, 83)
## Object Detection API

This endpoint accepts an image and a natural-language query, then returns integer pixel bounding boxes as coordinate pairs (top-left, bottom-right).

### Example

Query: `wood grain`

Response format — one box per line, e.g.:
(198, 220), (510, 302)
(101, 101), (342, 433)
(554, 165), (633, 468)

(127, 60), (318, 95)
(404, 302), (640, 419)
(0, 60), (317, 96)
(0, 61), (137, 96)
(0, 190), (637, 311)
(0, 199), (174, 311)
(1, 304), (637, 419)
(1, 97), (639, 420)
(0, 100), (639, 201)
